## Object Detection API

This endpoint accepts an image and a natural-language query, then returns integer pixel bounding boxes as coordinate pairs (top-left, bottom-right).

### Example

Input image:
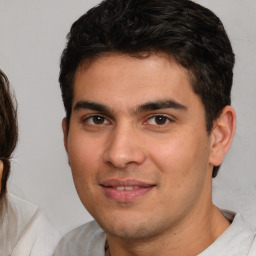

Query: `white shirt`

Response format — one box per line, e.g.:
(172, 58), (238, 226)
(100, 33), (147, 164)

(0, 193), (60, 256)
(53, 210), (256, 256)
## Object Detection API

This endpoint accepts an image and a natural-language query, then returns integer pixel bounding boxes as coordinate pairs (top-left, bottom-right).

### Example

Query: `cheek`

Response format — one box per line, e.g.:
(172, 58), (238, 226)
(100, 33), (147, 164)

(148, 135), (196, 172)
(67, 134), (102, 190)
(67, 135), (102, 211)
(148, 133), (211, 187)
(148, 135), (212, 218)
(68, 132), (99, 167)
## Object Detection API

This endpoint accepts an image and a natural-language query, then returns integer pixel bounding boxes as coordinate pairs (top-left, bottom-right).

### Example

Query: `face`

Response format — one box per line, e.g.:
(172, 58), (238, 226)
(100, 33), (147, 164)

(64, 53), (215, 240)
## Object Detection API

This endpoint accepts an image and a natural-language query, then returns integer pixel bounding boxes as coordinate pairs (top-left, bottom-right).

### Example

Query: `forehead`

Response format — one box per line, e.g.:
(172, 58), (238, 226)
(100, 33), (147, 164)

(73, 53), (200, 111)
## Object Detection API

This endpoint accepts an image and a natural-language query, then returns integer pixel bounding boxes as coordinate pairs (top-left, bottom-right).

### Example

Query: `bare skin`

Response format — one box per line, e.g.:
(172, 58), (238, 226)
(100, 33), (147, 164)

(105, 205), (229, 256)
(63, 53), (236, 256)
(0, 160), (3, 191)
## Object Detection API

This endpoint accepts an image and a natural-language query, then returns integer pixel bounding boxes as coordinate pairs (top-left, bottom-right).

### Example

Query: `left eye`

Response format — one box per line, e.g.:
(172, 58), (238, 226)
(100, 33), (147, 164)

(147, 115), (171, 126)
(84, 115), (110, 125)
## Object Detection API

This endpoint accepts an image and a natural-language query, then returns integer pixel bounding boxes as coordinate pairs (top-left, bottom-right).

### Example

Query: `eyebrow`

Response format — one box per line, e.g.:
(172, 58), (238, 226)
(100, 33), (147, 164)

(73, 101), (112, 115)
(73, 99), (187, 116)
(135, 99), (187, 114)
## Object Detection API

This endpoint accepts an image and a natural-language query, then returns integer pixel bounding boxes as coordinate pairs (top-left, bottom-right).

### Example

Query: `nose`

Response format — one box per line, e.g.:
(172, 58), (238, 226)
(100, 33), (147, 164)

(103, 124), (146, 169)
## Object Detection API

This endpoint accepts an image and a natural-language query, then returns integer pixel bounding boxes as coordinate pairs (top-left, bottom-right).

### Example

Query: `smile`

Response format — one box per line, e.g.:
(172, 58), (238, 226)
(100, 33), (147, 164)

(100, 179), (155, 202)
(114, 186), (139, 190)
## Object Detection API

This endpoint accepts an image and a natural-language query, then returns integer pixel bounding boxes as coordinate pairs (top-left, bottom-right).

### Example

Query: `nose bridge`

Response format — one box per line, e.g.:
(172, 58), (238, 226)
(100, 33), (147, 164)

(103, 122), (146, 168)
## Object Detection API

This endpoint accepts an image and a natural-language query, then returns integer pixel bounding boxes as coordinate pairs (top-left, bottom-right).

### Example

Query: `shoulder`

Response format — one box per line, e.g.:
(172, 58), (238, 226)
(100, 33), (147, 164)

(248, 234), (256, 256)
(7, 193), (61, 256)
(7, 193), (39, 221)
(53, 220), (106, 256)
(200, 210), (256, 256)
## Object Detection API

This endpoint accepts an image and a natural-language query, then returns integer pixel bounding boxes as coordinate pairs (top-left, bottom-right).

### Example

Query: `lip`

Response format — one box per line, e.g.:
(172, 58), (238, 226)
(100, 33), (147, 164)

(100, 179), (155, 202)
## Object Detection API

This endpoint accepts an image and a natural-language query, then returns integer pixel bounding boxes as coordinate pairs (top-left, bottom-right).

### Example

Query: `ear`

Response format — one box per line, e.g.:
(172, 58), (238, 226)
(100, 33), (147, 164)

(62, 118), (69, 154)
(209, 106), (236, 167)
(0, 160), (3, 190)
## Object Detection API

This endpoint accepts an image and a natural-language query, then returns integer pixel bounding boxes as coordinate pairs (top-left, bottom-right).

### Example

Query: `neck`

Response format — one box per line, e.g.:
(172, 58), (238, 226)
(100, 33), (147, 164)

(106, 204), (230, 256)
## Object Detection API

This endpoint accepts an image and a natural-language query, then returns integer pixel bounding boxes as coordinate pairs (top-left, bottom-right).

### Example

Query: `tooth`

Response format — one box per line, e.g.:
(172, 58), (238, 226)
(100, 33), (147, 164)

(114, 186), (139, 191)
(124, 186), (133, 190)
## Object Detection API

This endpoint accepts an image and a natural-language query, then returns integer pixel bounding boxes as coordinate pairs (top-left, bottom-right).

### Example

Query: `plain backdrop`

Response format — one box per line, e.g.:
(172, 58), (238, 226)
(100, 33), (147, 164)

(0, 0), (256, 235)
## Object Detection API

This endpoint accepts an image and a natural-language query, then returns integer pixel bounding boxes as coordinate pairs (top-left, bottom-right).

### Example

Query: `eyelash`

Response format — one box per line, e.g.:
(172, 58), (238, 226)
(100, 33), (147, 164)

(82, 114), (173, 127)
(146, 114), (174, 126)
(82, 114), (110, 126)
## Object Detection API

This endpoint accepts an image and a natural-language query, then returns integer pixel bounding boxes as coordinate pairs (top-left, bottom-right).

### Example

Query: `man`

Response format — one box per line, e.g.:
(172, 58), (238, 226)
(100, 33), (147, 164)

(53, 0), (256, 255)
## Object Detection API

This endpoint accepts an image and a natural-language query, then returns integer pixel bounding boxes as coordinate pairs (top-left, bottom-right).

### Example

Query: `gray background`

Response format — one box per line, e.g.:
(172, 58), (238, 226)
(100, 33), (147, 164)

(0, 0), (255, 235)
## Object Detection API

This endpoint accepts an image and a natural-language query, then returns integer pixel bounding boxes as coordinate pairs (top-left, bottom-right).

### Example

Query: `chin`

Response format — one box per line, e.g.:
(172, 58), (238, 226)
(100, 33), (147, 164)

(96, 214), (165, 240)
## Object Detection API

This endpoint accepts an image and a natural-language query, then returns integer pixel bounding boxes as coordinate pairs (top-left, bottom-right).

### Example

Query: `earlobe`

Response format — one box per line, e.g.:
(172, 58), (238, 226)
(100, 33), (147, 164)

(209, 106), (236, 166)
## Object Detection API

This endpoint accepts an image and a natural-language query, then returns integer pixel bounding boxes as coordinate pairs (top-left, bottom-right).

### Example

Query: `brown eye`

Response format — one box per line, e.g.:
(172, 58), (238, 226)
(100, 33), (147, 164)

(92, 116), (105, 124)
(147, 115), (171, 126)
(85, 115), (109, 125)
(155, 116), (167, 125)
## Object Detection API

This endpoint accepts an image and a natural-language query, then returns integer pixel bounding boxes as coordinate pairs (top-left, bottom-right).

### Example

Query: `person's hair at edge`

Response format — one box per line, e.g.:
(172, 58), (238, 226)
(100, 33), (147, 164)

(59, 0), (235, 178)
(0, 69), (18, 208)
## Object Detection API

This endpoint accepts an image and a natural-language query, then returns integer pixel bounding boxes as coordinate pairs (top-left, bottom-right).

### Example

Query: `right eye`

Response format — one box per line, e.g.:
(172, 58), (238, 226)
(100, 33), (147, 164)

(83, 115), (110, 126)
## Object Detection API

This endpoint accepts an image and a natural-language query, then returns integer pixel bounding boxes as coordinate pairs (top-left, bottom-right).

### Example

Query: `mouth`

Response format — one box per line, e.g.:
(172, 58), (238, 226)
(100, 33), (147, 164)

(111, 186), (140, 191)
(100, 179), (155, 202)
